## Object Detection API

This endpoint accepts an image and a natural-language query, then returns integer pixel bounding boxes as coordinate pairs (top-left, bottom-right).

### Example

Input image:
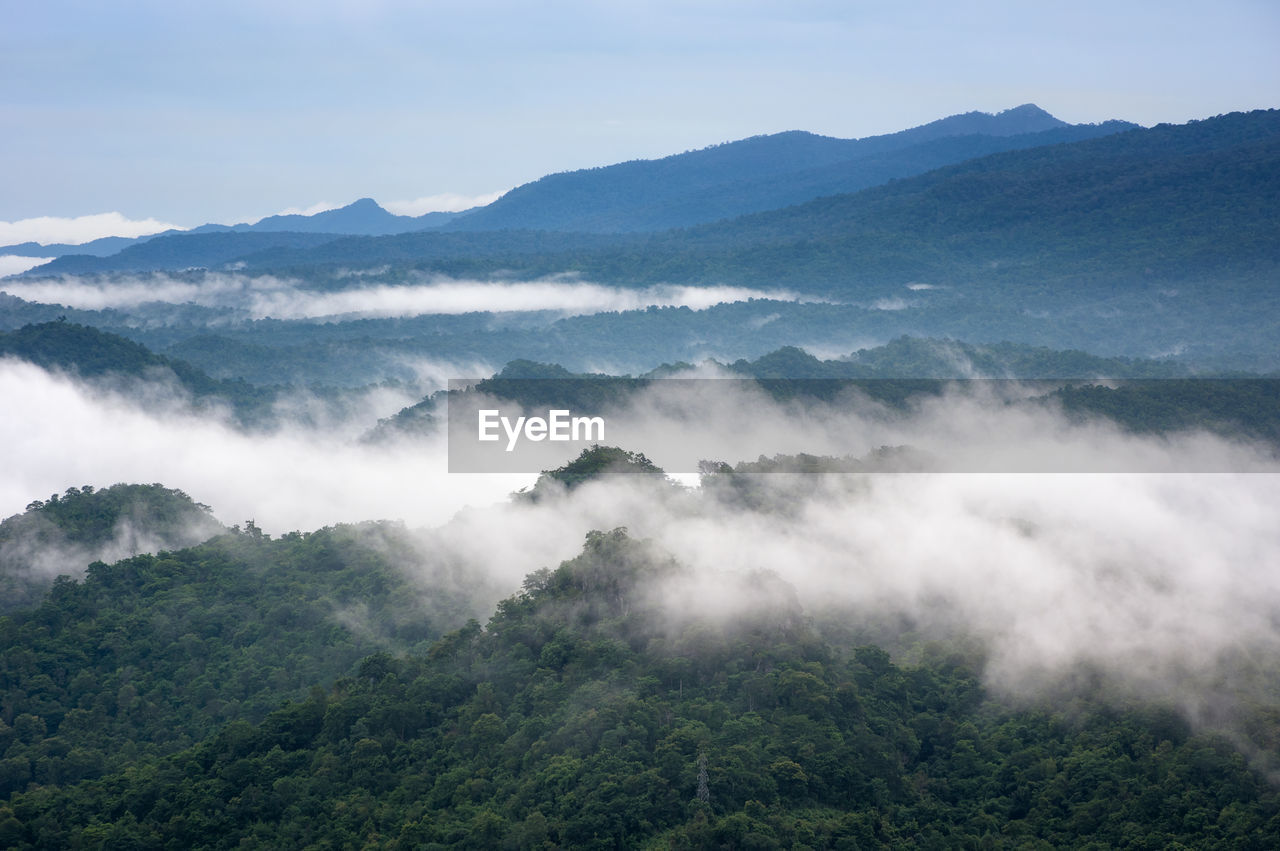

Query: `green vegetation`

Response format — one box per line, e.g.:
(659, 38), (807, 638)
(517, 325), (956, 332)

(0, 321), (278, 422)
(399, 351), (1277, 454)
(1, 106), (1277, 848)
(0, 320), (429, 427)
(0, 521), (479, 803)
(0, 321), (217, 386)
(1053, 380), (1280, 444)
(0, 484), (224, 613)
(1, 528), (1275, 848)
(515, 446), (671, 503)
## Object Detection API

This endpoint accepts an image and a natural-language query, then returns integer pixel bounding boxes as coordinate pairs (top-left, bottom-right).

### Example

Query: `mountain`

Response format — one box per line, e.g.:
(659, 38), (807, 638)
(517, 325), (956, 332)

(0, 321), (278, 420)
(893, 102), (1070, 137)
(0, 484), (225, 613)
(3, 526), (1275, 847)
(0, 320), (230, 388)
(26, 108), (1269, 289)
(245, 197), (459, 235)
(29, 228), (632, 277)
(6, 105), (1134, 272)
(1, 200), (462, 265)
(626, 108), (1280, 293)
(99, 109), (1272, 294)
(31, 230), (345, 274)
(10, 111), (1277, 371)
(441, 105), (1134, 232)
(0, 235), (169, 259)
(0, 520), (479, 801)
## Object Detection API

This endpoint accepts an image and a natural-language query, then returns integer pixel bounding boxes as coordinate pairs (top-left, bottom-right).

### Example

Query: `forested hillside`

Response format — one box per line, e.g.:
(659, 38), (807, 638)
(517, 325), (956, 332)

(0, 321), (215, 384)
(0, 521), (481, 803)
(35, 232), (343, 276)
(0, 320), (284, 424)
(5, 1), (1276, 847)
(630, 109), (1279, 293)
(0, 484), (224, 613)
(374, 345), (1278, 455)
(2, 527), (1275, 848)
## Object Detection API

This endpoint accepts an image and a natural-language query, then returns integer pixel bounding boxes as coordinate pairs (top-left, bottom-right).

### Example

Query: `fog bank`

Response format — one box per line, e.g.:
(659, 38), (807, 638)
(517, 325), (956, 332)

(2, 273), (806, 319)
(3, 356), (1278, 767)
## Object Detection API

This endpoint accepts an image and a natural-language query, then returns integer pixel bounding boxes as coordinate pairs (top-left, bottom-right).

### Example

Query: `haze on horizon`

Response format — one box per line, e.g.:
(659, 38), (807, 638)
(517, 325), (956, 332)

(2, 0), (1277, 240)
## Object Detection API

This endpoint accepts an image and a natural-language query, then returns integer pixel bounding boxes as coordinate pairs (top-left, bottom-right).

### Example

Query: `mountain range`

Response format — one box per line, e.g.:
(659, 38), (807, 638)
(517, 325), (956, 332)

(441, 105), (1135, 233)
(4, 104), (1135, 266)
(0, 200), (461, 260)
(35, 107), (1271, 294)
(5, 105), (1277, 372)
(5, 97), (1280, 851)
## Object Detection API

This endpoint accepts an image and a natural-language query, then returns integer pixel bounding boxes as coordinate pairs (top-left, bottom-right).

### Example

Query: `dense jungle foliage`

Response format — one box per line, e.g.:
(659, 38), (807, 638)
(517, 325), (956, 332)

(0, 484), (224, 614)
(0, 528), (1276, 848)
(0, 522), (480, 806)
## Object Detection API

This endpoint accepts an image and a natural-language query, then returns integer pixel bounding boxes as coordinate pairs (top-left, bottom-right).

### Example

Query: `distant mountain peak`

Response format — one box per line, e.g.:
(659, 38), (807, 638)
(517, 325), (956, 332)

(243, 197), (438, 236)
(919, 104), (1068, 138)
(998, 103), (1056, 119)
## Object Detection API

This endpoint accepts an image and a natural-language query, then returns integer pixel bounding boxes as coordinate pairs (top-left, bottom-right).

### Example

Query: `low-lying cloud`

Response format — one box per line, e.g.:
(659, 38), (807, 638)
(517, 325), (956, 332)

(432, 382), (1280, 773)
(0, 256), (55, 277)
(244, 281), (807, 319)
(2, 357), (1277, 773)
(0, 212), (185, 246)
(0, 503), (225, 613)
(0, 358), (521, 532)
(385, 191), (506, 216)
(449, 377), (1278, 474)
(2, 272), (808, 319)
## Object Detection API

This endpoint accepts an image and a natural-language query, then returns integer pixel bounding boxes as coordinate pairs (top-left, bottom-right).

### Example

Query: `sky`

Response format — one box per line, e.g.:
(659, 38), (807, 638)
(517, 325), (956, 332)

(2, 0), (1277, 241)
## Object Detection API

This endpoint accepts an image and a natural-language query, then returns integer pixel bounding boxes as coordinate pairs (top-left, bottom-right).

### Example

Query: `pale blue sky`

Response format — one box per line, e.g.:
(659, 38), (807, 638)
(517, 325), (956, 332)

(2, 0), (1277, 230)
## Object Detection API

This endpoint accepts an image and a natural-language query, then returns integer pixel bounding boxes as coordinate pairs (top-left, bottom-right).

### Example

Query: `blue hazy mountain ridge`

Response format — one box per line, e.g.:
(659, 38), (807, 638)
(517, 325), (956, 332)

(30, 229), (641, 277)
(0, 320), (278, 420)
(4, 103), (1121, 266)
(33, 231), (348, 275)
(1, 200), (461, 261)
(11, 108), (1277, 379)
(442, 105), (1135, 233)
(243, 198), (459, 235)
(574, 122), (1139, 235)
(637, 109), (1280, 290)
(85, 107), (1274, 295)
(0, 235), (153, 259)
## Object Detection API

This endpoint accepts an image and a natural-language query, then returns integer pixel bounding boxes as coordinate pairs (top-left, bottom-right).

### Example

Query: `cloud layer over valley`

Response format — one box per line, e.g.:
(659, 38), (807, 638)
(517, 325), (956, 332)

(2, 356), (1277, 771)
(0, 213), (185, 246)
(0, 256), (55, 277)
(1, 273), (807, 320)
(2, 350), (1269, 737)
